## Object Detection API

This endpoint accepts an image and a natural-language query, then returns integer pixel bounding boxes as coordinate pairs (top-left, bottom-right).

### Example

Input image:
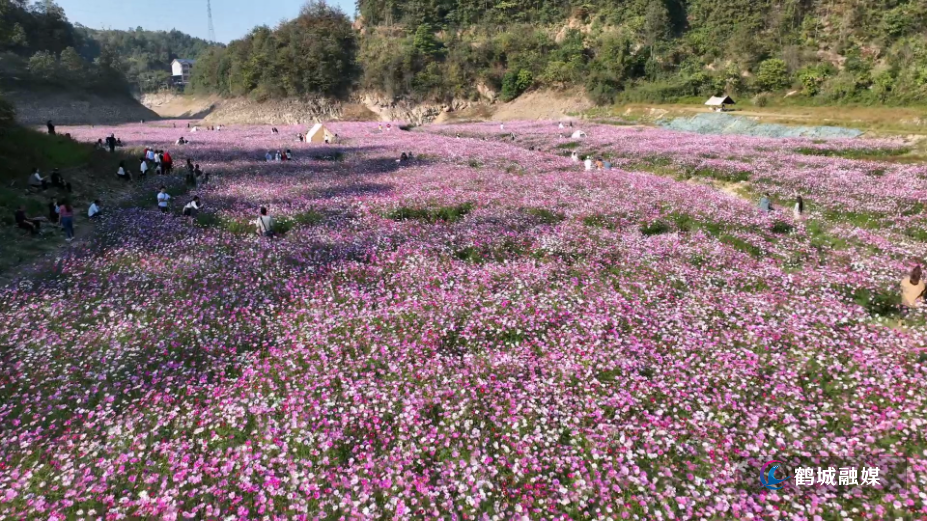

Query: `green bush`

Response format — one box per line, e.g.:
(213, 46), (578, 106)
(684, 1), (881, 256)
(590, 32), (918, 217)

(755, 59), (791, 92)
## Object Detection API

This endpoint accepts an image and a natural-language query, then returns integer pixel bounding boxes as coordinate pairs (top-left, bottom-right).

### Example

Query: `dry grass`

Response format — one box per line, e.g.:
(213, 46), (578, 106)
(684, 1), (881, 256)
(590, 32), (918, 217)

(610, 103), (927, 138)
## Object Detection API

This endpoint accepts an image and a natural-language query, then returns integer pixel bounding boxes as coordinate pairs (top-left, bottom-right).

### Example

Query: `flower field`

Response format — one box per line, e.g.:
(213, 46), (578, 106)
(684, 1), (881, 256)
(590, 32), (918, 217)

(1, 121), (926, 519)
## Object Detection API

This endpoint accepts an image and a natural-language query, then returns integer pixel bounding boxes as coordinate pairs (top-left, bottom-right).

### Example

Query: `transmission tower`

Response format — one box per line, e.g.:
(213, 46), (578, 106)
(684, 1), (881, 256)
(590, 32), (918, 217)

(207, 0), (216, 42)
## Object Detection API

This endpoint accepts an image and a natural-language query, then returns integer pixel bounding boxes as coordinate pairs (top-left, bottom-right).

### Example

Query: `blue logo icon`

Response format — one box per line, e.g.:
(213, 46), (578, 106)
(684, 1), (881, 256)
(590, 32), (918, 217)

(760, 460), (790, 490)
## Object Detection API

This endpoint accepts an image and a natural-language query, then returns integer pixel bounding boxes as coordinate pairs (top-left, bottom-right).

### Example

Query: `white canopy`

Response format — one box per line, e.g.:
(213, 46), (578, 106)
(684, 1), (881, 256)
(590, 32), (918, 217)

(705, 96), (735, 106)
(307, 123), (334, 143)
(571, 130), (586, 139)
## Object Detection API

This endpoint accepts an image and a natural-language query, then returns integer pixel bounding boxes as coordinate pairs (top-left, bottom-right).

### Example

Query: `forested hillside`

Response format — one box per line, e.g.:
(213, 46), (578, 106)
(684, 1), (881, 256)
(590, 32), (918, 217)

(0, 0), (218, 95)
(76, 28), (215, 92)
(355, 0), (927, 105)
(189, 1), (358, 100)
(0, 0), (125, 94)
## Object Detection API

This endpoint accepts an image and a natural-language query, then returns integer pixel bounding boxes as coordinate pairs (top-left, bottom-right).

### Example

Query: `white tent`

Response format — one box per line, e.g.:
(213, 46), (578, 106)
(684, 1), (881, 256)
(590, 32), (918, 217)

(307, 123), (335, 144)
(705, 96), (735, 112)
(571, 130), (586, 139)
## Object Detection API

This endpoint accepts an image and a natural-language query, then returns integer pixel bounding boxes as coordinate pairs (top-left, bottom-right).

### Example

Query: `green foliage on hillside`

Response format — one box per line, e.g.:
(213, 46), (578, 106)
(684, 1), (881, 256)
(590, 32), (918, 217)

(354, 0), (927, 105)
(0, 0), (219, 95)
(76, 27), (216, 92)
(190, 1), (359, 99)
(0, 0), (127, 94)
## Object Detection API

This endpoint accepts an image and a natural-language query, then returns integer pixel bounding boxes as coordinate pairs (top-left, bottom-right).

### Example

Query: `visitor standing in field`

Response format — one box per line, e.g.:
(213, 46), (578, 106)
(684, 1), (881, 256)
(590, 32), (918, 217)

(793, 196), (805, 219)
(157, 186), (171, 213)
(47, 120), (55, 135)
(58, 200), (74, 242)
(140, 158), (149, 178)
(48, 198), (59, 225)
(584, 157), (593, 171)
(163, 151), (173, 175)
(902, 265), (927, 308)
(254, 207), (275, 237)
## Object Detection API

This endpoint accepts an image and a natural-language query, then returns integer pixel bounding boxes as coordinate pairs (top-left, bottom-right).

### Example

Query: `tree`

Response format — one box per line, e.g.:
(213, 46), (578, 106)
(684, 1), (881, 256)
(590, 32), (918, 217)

(643, 0), (671, 60)
(59, 46), (84, 72)
(27, 50), (58, 80)
(755, 58), (791, 91)
(413, 23), (442, 56)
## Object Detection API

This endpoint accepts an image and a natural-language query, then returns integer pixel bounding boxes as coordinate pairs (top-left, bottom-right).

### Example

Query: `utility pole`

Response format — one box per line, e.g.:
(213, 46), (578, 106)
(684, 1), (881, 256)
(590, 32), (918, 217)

(207, 0), (216, 42)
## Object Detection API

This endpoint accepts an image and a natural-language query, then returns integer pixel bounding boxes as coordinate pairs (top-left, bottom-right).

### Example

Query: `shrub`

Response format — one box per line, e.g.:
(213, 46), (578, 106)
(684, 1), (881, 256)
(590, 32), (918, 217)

(755, 59), (791, 92)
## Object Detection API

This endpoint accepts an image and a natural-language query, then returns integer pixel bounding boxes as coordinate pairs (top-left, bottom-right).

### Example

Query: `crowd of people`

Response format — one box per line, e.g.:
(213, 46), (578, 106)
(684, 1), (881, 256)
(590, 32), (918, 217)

(265, 149), (293, 162)
(14, 197), (97, 242)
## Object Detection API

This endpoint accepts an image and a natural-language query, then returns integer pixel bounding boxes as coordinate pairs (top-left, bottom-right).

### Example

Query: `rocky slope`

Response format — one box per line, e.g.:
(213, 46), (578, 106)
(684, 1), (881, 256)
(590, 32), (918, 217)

(141, 89), (590, 126)
(8, 90), (158, 126)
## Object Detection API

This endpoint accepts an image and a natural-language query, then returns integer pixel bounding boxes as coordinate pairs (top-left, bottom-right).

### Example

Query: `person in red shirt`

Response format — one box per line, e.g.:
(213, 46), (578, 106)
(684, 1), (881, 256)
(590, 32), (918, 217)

(163, 151), (173, 175)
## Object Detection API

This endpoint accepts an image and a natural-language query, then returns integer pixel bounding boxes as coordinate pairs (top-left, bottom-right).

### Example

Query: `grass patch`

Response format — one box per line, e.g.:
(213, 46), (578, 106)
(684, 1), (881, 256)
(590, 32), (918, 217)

(467, 159), (483, 169)
(850, 287), (901, 317)
(685, 167), (751, 183)
(640, 220), (672, 236)
(822, 210), (884, 229)
(523, 207), (565, 225)
(720, 234), (763, 258)
(668, 213), (725, 236)
(902, 202), (924, 217)
(806, 219), (850, 250)
(453, 238), (526, 264)
(771, 221), (794, 234)
(197, 209), (324, 235)
(0, 126), (93, 182)
(795, 146), (911, 161)
(904, 227), (927, 242)
(582, 214), (617, 230)
(276, 210), (324, 234)
(555, 142), (580, 149)
(388, 202), (474, 224)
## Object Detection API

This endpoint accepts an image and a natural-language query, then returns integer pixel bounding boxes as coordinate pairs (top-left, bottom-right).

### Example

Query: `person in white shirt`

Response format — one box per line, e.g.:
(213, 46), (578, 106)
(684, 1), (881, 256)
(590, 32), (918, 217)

(793, 195), (805, 219)
(116, 161), (130, 182)
(570, 151), (579, 163)
(146, 149), (155, 161)
(157, 186), (171, 213)
(584, 157), (593, 171)
(88, 199), (102, 219)
(558, 122), (564, 129)
(29, 168), (47, 190)
(182, 196), (202, 218)
(140, 159), (149, 176)
(274, 150), (282, 162)
(254, 206), (275, 237)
